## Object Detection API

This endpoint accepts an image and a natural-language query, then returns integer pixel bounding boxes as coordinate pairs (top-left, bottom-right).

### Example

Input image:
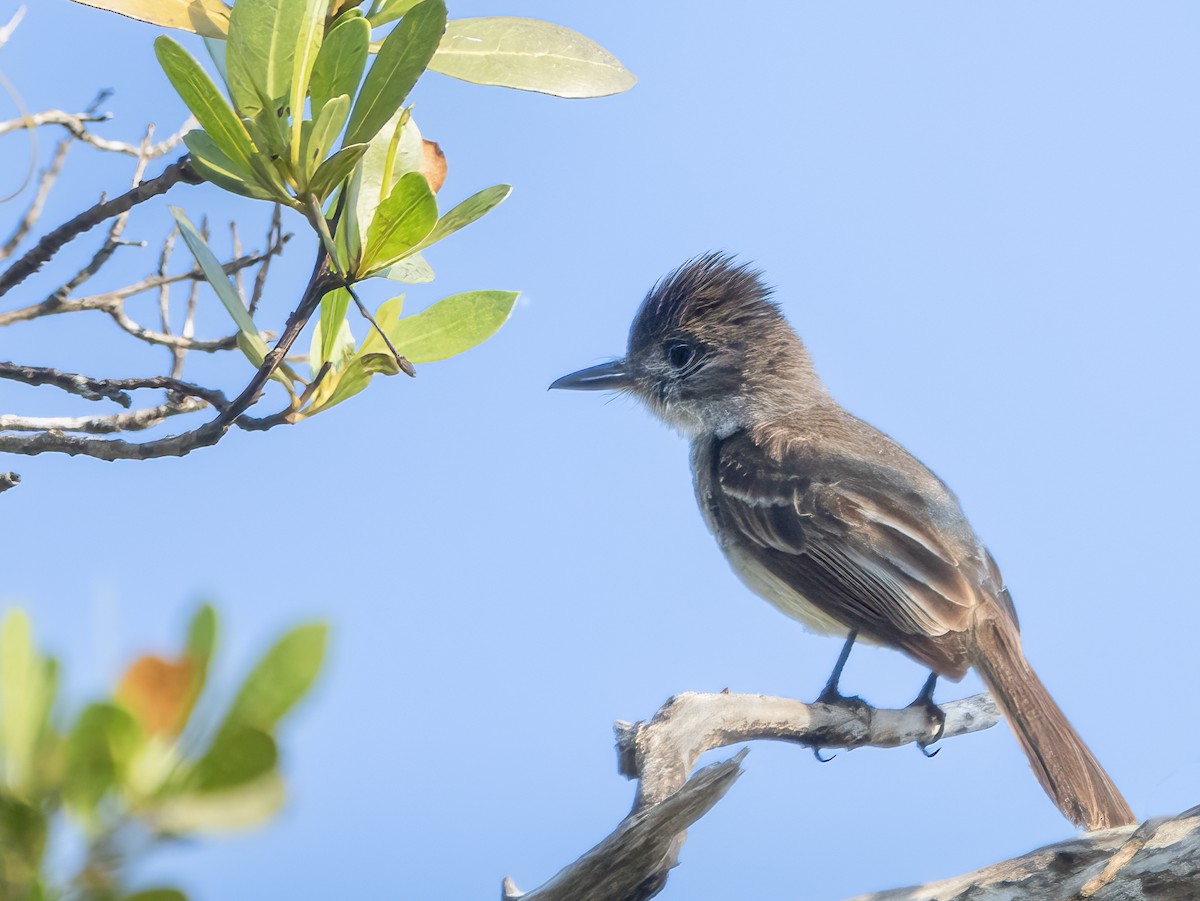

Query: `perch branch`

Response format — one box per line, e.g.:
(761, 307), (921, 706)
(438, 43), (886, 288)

(503, 691), (1001, 900)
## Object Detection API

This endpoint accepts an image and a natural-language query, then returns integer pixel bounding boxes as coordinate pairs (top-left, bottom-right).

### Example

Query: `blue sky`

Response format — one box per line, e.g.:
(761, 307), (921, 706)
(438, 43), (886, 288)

(2, 1), (1198, 898)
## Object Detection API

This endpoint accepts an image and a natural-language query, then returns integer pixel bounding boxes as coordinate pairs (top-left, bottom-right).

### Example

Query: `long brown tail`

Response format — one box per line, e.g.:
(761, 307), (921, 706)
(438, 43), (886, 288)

(970, 616), (1135, 830)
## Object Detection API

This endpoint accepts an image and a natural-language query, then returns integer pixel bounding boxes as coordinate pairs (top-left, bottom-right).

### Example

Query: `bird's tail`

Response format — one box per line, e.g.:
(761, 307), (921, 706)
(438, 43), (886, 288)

(970, 615), (1135, 830)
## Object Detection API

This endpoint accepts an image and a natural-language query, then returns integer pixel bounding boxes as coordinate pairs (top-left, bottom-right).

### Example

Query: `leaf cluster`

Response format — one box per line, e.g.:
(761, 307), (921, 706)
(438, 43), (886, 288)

(69, 0), (633, 419)
(0, 607), (327, 901)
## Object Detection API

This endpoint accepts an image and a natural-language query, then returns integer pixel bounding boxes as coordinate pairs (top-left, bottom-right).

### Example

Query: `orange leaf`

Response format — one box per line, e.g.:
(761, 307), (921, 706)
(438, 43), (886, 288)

(421, 139), (446, 194)
(117, 654), (196, 736)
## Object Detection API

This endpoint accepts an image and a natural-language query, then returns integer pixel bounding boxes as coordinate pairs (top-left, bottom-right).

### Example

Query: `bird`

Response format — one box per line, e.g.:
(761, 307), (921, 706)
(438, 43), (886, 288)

(550, 253), (1135, 831)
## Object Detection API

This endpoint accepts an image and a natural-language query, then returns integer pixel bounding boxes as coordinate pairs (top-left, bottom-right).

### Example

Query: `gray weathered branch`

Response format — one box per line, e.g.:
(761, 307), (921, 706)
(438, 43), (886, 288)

(503, 691), (1000, 900)
(847, 806), (1200, 901)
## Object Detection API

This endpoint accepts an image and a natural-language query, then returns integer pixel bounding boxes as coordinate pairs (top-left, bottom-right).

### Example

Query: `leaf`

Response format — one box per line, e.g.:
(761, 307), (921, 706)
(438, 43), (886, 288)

(172, 208), (292, 384)
(190, 723), (277, 791)
(430, 17), (636, 98)
(155, 36), (254, 167)
(0, 610), (53, 794)
(123, 890), (189, 901)
(310, 14), (369, 116)
(307, 142), (369, 202)
(183, 130), (275, 200)
(150, 771), (285, 833)
(416, 183), (510, 252)
(367, 0), (419, 27)
(360, 171), (437, 274)
(0, 795), (47, 877)
(186, 604), (218, 681)
(68, 0), (230, 38)
(303, 351), (399, 415)
(354, 110), (424, 238)
(378, 252), (433, 283)
(344, 0), (446, 146)
(303, 94), (350, 177)
(117, 656), (196, 737)
(226, 0), (310, 116)
(387, 290), (517, 362)
(289, 0), (328, 169)
(313, 287), (354, 371)
(220, 623), (327, 735)
(63, 703), (143, 816)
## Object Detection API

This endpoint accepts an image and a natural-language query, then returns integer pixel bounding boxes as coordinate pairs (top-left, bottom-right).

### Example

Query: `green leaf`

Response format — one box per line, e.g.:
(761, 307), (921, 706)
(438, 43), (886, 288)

(150, 771), (285, 833)
(387, 290), (517, 362)
(63, 703), (143, 816)
(0, 610), (54, 794)
(183, 130), (276, 201)
(360, 171), (437, 274)
(186, 604), (218, 678)
(190, 723), (277, 792)
(289, 0), (328, 168)
(378, 252), (433, 283)
(354, 109), (423, 238)
(430, 17), (636, 98)
(367, 0), (419, 27)
(303, 351), (399, 415)
(313, 287), (354, 371)
(417, 184), (510, 252)
(226, 0), (310, 116)
(69, 0), (230, 38)
(123, 890), (189, 901)
(333, 164), (364, 272)
(303, 94), (350, 177)
(310, 14), (369, 117)
(0, 794), (47, 884)
(155, 36), (255, 167)
(171, 208), (292, 384)
(345, 0), (446, 146)
(221, 623), (327, 734)
(307, 142), (369, 202)
(309, 313), (355, 379)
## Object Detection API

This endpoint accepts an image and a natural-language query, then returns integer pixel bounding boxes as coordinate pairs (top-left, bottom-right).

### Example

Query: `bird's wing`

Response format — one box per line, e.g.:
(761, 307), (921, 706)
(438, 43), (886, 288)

(711, 430), (986, 670)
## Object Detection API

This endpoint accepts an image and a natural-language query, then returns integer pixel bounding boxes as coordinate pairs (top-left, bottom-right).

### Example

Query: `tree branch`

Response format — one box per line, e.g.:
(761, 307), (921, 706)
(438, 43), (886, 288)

(503, 691), (1001, 900)
(846, 806), (1200, 901)
(0, 155), (201, 298)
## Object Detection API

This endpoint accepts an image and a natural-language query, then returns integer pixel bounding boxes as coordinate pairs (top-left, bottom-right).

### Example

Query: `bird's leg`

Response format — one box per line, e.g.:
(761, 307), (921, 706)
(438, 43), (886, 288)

(908, 671), (946, 757)
(811, 629), (863, 763)
(817, 629), (860, 704)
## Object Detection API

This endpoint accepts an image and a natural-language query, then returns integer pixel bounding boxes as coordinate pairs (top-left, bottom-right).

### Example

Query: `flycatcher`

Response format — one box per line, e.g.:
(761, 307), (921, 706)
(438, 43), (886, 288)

(551, 253), (1134, 831)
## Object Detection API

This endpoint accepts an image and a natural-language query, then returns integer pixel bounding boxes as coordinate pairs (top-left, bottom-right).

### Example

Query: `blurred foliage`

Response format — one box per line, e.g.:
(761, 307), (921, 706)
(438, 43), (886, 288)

(67, 0), (634, 417)
(0, 606), (327, 901)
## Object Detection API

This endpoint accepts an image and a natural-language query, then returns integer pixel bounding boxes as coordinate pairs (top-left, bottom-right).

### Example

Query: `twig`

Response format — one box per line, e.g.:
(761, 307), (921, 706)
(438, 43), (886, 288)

(0, 155), (201, 298)
(0, 111), (193, 158)
(347, 283), (415, 376)
(0, 365), (228, 409)
(0, 398), (208, 434)
(0, 137), (69, 261)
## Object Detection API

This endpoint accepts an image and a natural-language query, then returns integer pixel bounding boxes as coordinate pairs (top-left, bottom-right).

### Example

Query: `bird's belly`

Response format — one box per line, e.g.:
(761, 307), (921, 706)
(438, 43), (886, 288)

(724, 544), (851, 638)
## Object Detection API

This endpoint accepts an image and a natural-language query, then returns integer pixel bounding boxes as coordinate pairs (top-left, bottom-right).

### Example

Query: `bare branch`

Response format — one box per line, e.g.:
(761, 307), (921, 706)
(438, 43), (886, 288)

(0, 7), (25, 49)
(505, 691), (1001, 900)
(0, 111), (193, 158)
(0, 155), (202, 298)
(846, 807), (1200, 901)
(0, 136), (70, 261)
(0, 397), (208, 434)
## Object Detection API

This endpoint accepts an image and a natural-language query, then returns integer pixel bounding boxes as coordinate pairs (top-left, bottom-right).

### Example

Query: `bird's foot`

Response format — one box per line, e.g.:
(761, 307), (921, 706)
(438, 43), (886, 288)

(907, 672), (946, 757)
(810, 686), (870, 763)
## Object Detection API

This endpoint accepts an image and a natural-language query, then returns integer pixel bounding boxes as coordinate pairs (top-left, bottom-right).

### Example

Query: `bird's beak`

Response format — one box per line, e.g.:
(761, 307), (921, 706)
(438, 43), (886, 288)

(549, 359), (633, 391)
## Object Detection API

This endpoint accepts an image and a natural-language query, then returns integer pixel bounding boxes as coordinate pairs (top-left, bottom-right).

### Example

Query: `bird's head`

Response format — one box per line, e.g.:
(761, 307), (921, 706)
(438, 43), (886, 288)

(551, 254), (823, 437)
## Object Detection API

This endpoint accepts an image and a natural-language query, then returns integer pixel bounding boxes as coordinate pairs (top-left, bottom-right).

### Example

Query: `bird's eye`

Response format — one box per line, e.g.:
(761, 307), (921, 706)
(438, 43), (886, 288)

(665, 341), (696, 371)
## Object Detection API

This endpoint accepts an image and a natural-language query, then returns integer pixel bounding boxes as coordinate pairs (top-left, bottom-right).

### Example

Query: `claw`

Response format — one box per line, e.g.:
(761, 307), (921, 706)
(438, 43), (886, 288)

(909, 671), (946, 757)
(812, 747), (837, 764)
